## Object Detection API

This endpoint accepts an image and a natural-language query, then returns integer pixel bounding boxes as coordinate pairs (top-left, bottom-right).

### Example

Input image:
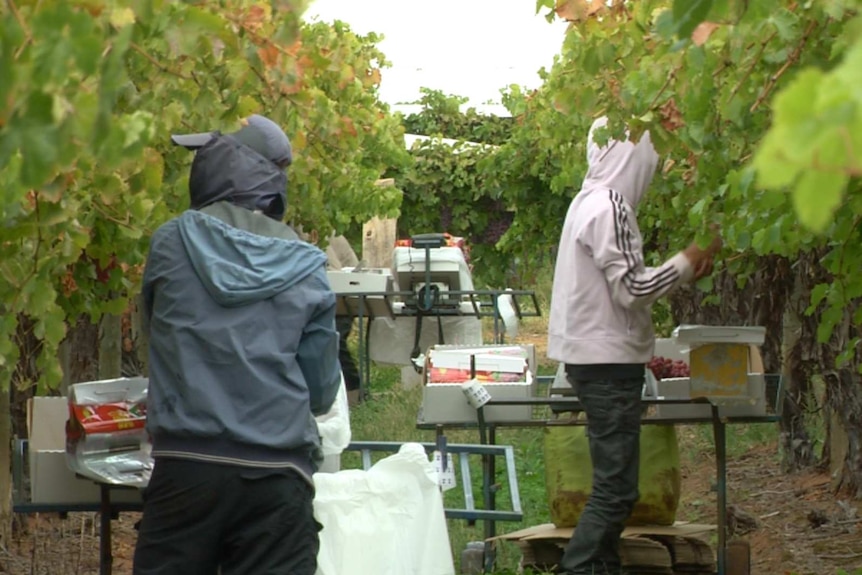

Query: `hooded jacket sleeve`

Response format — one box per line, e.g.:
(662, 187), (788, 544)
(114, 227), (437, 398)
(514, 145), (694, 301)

(585, 193), (693, 310)
(297, 270), (342, 416)
(141, 224), (174, 335)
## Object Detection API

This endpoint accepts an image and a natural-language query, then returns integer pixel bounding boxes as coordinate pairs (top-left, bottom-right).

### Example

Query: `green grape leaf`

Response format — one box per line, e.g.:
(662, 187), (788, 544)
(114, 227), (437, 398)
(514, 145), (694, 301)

(752, 69), (821, 188)
(807, 283), (830, 314)
(792, 169), (849, 232)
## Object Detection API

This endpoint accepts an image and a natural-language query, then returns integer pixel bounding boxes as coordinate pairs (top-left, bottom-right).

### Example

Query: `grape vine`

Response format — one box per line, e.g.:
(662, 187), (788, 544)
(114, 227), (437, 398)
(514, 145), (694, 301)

(394, 0), (862, 487)
(394, 90), (519, 287)
(0, 1), (408, 393)
(513, 0), (861, 486)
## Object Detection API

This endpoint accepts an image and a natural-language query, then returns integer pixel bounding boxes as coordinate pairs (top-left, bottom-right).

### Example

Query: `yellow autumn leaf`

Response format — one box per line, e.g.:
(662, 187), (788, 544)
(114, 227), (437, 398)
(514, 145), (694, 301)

(363, 68), (381, 87)
(109, 7), (136, 28)
(555, 0), (604, 22)
(244, 4), (272, 33)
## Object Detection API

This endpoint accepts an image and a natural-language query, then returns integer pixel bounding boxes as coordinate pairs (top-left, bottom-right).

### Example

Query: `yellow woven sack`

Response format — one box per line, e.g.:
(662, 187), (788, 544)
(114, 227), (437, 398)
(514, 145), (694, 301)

(543, 423), (681, 527)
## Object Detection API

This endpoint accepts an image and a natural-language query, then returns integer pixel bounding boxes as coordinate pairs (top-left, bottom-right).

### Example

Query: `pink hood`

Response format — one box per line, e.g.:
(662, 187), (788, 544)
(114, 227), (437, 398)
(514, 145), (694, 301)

(580, 117), (659, 210)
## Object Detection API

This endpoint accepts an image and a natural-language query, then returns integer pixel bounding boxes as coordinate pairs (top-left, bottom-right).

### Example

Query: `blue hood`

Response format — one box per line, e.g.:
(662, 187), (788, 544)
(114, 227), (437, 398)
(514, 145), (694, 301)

(177, 210), (328, 307)
(189, 134), (288, 220)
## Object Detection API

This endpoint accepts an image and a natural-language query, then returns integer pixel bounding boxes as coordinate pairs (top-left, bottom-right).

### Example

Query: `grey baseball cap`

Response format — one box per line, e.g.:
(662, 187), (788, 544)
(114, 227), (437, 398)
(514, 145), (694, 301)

(171, 114), (293, 169)
(169, 131), (216, 149)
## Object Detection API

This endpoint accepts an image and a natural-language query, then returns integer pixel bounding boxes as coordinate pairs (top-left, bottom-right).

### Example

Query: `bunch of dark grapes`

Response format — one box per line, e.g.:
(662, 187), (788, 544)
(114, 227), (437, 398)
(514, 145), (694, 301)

(647, 356), (690, 380)
(440, 205), (453, 231)
(483, 211), (514, 244)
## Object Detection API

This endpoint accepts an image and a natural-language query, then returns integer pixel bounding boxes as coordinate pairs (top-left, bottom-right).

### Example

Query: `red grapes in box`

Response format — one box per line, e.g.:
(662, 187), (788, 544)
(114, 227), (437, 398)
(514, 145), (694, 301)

(648, 356), (690, 380)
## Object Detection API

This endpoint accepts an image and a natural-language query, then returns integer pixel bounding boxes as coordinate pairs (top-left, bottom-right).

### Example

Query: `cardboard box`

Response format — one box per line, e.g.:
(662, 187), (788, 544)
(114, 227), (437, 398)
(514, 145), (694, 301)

(434, 344), (537, 375)
(419, 345), (536, 423)
(650, 374), (767, 420)
(418, 373), (535, 424)
(327, 269), (393, 294)
(428, 346), (527, 374)
(327, 269), (395, 319)
(673, 325), (767, 346)
(649, 334), (770, 420)
(426, 345), (531, 385)
(27, 397), (142, 505)
(673, 325), (766, 401)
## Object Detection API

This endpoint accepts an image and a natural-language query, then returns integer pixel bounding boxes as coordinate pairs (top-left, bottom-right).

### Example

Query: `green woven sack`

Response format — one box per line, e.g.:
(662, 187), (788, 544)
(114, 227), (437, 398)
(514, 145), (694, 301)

(543, 423), (681, 527)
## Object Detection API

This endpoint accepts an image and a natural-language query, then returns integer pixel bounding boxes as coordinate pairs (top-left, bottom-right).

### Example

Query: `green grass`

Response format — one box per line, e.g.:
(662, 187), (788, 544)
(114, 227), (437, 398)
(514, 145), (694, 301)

(677, 421), (781, 462)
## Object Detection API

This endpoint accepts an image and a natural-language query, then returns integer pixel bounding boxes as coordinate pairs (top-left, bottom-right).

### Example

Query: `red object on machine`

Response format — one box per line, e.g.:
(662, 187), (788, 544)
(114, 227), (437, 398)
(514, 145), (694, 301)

(395, 233), (471, 264)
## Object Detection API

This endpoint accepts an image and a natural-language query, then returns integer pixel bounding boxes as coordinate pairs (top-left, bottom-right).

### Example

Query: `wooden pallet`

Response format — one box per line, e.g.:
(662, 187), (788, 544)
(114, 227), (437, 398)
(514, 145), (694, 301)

(495, 523), (717, 575)
(644, 535), (716, 575)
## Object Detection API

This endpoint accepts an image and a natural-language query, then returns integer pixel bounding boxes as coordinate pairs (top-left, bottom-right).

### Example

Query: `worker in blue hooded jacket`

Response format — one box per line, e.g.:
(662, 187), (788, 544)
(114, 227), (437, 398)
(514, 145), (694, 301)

(134, 115), (341, 575)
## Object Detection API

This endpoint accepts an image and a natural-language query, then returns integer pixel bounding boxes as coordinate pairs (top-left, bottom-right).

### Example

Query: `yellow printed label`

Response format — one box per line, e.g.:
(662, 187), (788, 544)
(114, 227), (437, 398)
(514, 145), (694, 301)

(689, 343), (749, 398)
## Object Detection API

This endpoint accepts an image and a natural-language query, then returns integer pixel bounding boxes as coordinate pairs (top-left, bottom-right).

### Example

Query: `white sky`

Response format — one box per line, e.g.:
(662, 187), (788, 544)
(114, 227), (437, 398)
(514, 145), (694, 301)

(304, 0), (569, 113)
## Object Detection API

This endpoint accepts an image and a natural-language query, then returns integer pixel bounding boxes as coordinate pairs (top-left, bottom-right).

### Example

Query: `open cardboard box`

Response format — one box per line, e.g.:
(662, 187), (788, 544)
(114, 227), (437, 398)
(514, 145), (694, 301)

(649, 336), (769, 420)
(418, 345), (536, 424)
(430, 344), (538, 375)
(27, 397), (143, 505)
(428, 346), (528, 373)
(419, 374), (535, 424)
(327, 269), (395, 319)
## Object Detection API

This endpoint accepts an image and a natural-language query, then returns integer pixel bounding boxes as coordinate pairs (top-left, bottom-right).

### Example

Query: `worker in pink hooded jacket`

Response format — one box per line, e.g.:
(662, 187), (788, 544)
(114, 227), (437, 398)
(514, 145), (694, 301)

(547, 117), (720, 575)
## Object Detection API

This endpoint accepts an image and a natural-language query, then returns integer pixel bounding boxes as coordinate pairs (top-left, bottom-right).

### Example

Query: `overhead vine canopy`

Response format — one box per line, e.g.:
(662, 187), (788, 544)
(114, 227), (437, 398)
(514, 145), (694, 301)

(0, 0), (410, 391)
(488, 0), (861, 343)
(1, 0), (859, 404)
(488, 0), (861, 489)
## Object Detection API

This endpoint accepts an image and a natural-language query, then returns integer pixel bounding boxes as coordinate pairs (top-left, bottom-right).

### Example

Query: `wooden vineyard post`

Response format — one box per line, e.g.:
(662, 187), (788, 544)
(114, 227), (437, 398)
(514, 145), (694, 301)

(362, 179), (398, 269)
(131, 295), (149, 377)
(99, 313), (122, 380)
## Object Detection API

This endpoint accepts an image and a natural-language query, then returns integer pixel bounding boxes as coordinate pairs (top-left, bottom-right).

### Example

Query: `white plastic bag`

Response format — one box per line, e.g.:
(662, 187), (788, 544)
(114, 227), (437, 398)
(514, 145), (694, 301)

(315, 375), (351, 458)
(313, 443), (455, 575)
(497, 290), (519, 340)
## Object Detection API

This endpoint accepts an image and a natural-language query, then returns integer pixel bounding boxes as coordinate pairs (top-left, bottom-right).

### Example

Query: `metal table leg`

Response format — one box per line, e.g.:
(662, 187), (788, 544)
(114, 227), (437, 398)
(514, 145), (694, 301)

(99, 483), (113, 575)
(357, 297), (368, 401)
(712, 404), (727, 575)
(483, 424), (498, 573)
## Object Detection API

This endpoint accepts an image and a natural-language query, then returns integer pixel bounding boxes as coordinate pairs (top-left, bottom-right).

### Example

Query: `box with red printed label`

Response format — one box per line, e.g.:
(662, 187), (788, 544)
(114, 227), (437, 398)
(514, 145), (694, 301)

(419, 345), (535, 424)
(65, 377), (152, 487)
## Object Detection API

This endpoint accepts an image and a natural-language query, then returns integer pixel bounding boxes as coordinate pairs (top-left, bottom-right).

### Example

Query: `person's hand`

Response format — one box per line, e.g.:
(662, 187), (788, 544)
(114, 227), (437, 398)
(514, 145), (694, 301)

(705, 224), (723, 256)
(693, 255), (714, 281)
(684, 226), (722, 281)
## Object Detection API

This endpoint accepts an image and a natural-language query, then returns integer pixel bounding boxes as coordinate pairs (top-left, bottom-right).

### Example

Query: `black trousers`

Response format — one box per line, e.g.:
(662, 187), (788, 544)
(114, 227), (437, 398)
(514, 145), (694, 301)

(133, 459), (321, 575)
(559, 377), (643, 575)
(336, 316), (360, 392)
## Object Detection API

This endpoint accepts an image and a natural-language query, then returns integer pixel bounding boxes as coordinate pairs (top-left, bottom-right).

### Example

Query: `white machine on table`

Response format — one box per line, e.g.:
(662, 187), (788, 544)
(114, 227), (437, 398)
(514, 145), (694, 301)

(371, 239), (484, 366)
(326, 234), (485, 368)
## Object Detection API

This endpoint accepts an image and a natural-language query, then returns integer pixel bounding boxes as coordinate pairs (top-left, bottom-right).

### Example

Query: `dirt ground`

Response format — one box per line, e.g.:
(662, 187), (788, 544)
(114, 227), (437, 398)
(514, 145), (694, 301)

(678, 440), (862, 575)
(2, 439), (859, 575)
(1, 512), (139, 575)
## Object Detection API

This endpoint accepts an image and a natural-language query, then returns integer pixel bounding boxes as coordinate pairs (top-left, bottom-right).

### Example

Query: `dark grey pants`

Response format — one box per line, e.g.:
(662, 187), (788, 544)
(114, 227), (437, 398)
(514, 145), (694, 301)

(336, 316), (360, 392)
(559, 377), (643, 575)
(133, 459), (321, 575)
